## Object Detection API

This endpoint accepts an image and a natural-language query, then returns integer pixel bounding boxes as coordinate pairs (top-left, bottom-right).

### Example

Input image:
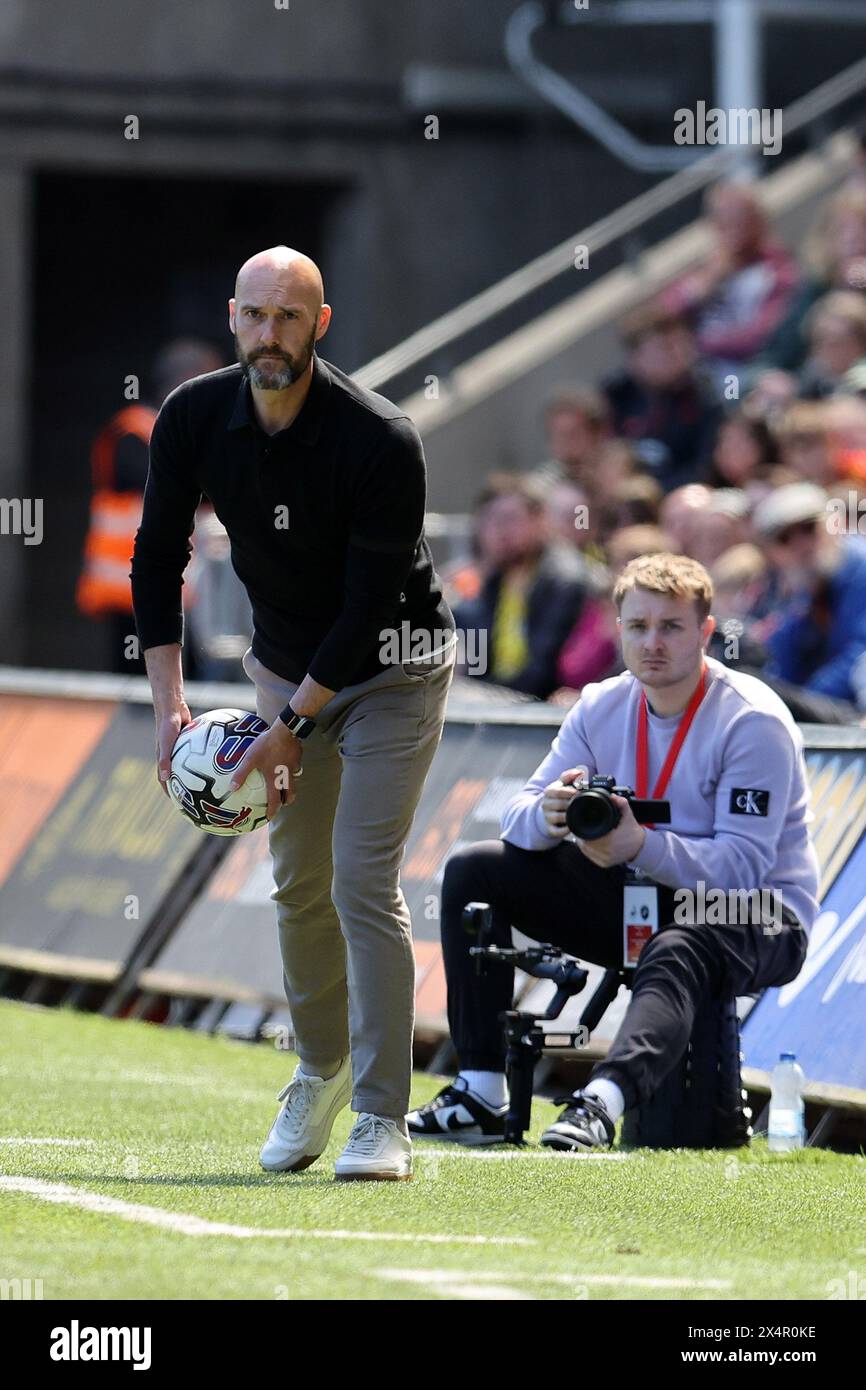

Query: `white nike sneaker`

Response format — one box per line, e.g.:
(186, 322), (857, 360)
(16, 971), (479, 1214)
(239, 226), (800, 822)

(334, 1113), (413, 1182)
(259, 1056), (352, 1172)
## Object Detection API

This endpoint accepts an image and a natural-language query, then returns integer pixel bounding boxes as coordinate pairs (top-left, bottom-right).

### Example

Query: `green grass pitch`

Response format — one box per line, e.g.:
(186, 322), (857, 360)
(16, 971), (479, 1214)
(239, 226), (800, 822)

(0, 999), (863, 1301)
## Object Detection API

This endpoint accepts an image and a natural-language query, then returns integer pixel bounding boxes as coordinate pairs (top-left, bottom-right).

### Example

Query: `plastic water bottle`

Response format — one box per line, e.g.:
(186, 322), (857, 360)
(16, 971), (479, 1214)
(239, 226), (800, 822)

(767, 1052), (806, 1151)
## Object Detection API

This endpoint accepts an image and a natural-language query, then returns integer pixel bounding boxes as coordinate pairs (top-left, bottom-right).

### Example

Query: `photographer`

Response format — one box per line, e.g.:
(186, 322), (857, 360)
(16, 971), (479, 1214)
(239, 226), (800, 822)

(408, 554), (819, 1151)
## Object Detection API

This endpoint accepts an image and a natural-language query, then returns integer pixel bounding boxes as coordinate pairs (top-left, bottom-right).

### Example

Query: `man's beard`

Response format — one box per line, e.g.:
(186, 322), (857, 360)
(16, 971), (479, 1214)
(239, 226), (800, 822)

(235, 324), (317, 391)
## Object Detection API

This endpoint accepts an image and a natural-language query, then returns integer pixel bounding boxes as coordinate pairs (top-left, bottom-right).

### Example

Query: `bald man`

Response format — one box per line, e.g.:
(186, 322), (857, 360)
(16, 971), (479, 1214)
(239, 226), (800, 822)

(132, 247), (457, 1181)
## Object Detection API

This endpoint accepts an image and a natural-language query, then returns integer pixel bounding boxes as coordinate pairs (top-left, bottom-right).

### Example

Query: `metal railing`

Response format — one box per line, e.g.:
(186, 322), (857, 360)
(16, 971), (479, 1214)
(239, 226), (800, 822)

(505, 0), (866, 174)
(354, 53), (866, 394)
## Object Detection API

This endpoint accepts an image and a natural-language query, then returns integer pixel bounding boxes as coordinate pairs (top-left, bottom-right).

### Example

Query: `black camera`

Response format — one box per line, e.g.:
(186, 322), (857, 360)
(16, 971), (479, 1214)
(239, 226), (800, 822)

(565, 774), (671, 841)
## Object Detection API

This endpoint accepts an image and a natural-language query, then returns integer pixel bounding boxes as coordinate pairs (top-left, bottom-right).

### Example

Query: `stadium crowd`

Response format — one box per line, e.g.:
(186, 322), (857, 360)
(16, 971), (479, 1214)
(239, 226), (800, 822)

(443, 179), (866, 724)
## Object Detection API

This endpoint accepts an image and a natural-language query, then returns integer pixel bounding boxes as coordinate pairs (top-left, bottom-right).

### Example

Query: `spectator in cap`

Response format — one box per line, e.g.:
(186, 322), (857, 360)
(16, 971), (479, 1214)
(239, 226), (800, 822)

(751, 482), (866, 709)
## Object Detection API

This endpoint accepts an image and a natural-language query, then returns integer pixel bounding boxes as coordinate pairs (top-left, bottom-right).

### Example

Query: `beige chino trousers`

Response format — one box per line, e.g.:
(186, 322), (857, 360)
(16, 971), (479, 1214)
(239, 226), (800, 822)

(242, 638), (456, 1117)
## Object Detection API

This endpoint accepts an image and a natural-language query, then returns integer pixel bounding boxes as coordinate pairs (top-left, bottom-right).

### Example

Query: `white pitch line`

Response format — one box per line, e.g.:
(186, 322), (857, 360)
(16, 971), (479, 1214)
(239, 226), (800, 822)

(437, 1284), (531, 1300)
(552, 1273), (731, 1289)
(376, 1269), (546, 1300)
(406, 1275), (535, 1300)
(0, 1138), (97, 1147)
(378, 1273), (547, 1301)
(376, 1268), (732, 1293)
(0, 1175), (534, 1246)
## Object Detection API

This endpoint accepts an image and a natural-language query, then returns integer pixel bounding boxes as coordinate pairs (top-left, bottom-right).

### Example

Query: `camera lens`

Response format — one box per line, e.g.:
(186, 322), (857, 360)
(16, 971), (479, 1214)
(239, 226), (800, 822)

(566, 789), (619, 841)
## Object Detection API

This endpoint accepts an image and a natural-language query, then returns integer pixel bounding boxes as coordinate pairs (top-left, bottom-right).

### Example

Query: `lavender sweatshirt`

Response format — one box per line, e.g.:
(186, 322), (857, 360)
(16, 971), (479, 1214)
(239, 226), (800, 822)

(500, 657), (820, 934)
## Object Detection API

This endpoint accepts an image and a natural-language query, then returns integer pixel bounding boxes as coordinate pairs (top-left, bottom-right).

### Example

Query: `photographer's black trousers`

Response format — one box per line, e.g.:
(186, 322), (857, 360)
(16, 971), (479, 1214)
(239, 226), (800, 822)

(440, 840), (808, 1111)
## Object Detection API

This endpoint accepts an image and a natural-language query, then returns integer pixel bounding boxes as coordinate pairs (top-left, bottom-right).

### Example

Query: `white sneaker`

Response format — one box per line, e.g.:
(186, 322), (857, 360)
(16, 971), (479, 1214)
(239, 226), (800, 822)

(259, 1056), (352, 1172)
(334, 1113), (413, 1182)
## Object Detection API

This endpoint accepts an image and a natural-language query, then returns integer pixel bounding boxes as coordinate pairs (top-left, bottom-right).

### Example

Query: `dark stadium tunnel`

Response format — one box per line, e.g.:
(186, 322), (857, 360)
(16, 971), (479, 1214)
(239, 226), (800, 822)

(25, 167), (346, 671)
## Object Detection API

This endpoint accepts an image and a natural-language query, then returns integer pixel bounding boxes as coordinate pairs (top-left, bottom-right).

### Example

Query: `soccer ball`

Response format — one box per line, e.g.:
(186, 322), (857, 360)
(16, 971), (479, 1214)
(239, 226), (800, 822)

(167, 708), (271, 835)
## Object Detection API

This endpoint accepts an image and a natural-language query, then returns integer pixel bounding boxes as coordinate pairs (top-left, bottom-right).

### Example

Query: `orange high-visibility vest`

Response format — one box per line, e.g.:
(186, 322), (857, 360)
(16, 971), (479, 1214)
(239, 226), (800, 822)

(76, 404), (156, 617)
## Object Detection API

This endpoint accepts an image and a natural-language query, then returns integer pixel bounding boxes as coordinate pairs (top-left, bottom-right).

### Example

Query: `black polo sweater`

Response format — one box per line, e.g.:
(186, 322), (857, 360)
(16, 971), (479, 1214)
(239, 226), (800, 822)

(130, 354), (454, 691)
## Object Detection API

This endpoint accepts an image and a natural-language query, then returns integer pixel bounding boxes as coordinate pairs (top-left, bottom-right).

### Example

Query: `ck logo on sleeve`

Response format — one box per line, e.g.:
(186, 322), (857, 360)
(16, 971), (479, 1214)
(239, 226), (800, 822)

(730, 788), (770, 816)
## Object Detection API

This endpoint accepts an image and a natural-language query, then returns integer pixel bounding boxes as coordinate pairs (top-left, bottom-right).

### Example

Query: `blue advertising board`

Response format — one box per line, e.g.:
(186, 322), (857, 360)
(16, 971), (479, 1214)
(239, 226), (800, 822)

(742, 826), (866, 1094)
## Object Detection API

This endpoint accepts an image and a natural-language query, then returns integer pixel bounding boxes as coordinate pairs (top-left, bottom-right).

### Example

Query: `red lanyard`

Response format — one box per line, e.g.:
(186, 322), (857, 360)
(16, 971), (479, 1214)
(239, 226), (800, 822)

(635, 663), (708, 801)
